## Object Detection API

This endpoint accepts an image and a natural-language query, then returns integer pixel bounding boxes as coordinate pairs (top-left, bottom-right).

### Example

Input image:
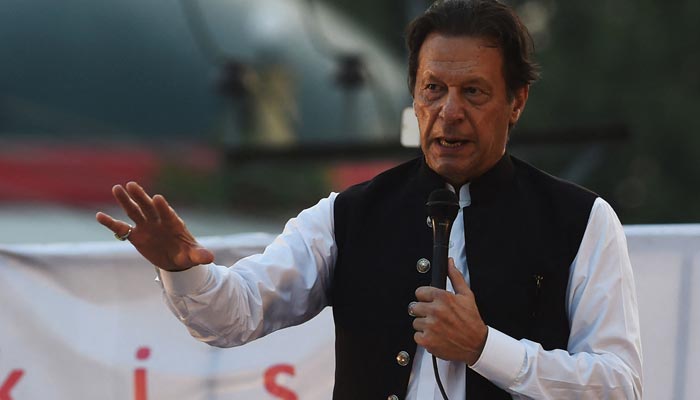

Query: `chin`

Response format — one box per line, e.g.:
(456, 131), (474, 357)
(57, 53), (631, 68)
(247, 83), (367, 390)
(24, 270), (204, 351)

(432, 162), (471, 186)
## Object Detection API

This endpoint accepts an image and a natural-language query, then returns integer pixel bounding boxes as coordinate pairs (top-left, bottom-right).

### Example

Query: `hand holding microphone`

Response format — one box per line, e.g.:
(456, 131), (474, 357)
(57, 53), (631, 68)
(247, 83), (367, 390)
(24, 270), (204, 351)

(410, 189), (488, 366)
(426, 188), (460, 289)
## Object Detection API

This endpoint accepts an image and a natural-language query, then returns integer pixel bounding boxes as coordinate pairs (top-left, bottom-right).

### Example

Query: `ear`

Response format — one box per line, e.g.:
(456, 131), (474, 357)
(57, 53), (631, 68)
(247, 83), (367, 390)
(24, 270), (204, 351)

(412, 100), (417, 116)
(509, 85), (529, 126)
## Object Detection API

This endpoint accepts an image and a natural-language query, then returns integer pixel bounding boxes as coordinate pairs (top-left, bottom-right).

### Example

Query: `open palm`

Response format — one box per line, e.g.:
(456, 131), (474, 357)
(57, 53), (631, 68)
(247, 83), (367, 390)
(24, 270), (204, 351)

(96, 182), (214, 271)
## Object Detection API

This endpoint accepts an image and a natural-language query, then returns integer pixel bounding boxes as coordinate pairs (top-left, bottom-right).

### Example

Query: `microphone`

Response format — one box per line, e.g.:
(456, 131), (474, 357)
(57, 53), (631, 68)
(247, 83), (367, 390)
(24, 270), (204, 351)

(426, 189), (460, 289)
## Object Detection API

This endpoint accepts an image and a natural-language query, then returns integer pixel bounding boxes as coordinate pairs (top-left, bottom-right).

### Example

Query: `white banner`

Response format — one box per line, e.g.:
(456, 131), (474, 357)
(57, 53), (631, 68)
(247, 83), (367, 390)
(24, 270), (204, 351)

(1, 226), (699, 399)
(0, 234), (333, 400)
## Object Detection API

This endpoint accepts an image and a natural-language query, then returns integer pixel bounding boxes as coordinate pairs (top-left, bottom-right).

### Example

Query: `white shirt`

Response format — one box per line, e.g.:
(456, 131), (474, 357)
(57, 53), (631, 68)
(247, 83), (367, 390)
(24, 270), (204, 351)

(159, 188), (643, 399)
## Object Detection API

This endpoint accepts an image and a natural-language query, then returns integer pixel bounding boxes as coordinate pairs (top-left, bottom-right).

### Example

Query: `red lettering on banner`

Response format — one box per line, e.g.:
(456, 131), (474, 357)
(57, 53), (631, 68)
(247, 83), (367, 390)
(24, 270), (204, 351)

(264, 364), (298, 400)
(134, 346), (151, 400)
(0, 370), (24, 400)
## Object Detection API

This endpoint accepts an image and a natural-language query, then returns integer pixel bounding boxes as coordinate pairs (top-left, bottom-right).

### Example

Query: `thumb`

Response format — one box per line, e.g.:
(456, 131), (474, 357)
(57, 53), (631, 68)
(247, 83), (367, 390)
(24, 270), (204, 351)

(190, 246), (215, 265)
(447, 258), (470, 295)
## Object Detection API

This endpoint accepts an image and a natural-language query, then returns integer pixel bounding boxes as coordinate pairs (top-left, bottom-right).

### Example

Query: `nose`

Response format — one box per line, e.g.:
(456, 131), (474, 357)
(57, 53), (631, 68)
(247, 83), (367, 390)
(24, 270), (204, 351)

(438, 90), (465, 123)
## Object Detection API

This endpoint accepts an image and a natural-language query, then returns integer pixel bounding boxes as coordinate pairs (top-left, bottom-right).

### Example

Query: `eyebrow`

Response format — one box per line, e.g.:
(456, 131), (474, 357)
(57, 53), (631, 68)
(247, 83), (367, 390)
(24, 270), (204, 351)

(421, 72), (491, 87)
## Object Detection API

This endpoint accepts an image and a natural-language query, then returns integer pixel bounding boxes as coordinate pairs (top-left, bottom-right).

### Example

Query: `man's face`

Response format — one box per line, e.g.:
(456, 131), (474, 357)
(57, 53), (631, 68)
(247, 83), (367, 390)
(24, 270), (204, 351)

(414, 33), (528, 187)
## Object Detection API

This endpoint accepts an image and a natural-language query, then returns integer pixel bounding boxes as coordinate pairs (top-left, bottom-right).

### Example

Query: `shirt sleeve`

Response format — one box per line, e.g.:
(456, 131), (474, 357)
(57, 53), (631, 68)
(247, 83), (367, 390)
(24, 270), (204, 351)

(156, 193), (338, 348)
(470, 198), (643, 399)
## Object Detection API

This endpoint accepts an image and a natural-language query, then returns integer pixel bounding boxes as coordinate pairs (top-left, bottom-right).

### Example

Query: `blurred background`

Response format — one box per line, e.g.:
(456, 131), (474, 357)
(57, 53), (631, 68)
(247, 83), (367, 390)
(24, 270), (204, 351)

(2, 0), (699, 244)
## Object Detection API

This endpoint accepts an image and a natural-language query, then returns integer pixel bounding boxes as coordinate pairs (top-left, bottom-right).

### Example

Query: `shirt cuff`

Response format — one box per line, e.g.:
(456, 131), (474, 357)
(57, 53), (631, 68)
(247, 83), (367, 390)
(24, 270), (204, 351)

(470, 326), (526, 389)
(159, 264), (212, 296)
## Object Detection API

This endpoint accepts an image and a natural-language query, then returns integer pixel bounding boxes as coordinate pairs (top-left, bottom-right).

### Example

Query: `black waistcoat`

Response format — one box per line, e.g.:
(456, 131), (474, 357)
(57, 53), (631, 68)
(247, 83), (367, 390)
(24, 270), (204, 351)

(331, 154), (597, 399)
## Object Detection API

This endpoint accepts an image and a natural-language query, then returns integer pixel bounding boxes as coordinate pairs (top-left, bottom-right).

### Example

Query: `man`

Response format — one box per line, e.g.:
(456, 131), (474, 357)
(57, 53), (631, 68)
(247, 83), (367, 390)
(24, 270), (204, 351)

(97, 0), (642, 398)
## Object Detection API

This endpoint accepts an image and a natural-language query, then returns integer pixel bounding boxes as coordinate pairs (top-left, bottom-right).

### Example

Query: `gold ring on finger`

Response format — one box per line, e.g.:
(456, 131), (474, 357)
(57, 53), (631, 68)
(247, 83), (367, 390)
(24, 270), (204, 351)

(114, 226), (133, 241)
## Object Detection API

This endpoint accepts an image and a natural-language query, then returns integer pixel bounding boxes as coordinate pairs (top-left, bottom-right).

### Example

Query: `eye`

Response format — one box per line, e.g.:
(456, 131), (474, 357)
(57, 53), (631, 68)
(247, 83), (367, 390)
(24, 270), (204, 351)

(425, 83), (441, 91)
(464, 86), (482, 95)
(463, 86), (489, 104)
(420, 83), (444, 101)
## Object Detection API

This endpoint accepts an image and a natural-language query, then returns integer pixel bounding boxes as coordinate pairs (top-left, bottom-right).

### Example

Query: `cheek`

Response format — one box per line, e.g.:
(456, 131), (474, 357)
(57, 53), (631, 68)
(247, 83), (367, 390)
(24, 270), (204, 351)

(414, 107), (432, 138)
(474, 108), (510, 138)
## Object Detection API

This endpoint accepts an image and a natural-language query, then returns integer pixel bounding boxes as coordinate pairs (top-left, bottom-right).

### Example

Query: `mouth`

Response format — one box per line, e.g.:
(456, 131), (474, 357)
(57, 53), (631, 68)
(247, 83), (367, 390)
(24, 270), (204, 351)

(437, 138), (468, 148)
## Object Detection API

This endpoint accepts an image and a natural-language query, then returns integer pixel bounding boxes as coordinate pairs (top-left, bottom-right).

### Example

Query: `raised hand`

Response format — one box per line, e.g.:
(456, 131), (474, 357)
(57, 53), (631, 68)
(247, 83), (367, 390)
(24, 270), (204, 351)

(96, 181), (214, 271)
(410, 258), (488, 365)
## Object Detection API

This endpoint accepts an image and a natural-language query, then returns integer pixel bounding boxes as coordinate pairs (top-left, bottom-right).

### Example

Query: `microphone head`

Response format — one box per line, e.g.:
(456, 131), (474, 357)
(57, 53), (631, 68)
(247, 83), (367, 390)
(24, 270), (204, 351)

(426, 188), (459, 222)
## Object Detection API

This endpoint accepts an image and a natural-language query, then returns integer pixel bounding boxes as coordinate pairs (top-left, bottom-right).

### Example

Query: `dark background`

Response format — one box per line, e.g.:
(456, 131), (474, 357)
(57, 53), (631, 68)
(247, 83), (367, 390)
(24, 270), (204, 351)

(335, 0), (700, 224)
(1, 0), (698, 224)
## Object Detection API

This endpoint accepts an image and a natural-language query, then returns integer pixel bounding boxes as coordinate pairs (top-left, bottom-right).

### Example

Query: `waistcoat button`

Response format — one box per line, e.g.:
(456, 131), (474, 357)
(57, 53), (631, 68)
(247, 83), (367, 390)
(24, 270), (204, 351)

(387, 395), (399, 400)
(416, 258), (431, 273)
(396, 350), (410, 366)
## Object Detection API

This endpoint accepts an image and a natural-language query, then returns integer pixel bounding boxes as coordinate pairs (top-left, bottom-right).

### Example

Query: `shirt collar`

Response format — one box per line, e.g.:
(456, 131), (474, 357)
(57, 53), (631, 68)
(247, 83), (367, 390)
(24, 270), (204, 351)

(468, 153), (515, 206)
(418, 152), (515, 207)
(445, 183), (472, 208)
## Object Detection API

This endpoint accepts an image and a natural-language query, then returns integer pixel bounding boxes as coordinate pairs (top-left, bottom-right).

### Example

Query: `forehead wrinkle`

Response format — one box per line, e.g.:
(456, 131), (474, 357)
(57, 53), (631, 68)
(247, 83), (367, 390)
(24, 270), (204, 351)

(420, 64), (489, 86)
(416, 34), (506, 91)
(418, 47), (500, 75)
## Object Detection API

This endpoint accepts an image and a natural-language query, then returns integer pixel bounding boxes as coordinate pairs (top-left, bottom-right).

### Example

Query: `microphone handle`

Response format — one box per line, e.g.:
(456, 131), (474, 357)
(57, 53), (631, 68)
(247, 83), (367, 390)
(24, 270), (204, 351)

(431, 242), (449, 289)
(430, 220), (452, 289)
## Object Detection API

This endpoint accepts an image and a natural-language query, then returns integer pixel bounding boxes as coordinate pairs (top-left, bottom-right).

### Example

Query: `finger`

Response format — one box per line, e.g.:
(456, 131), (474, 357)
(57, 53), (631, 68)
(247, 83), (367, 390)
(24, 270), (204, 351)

(95, 211), (117, 230)
(412, 317), (428, 332)
(96, 212), (133, 237)
(189, 246), (215, 265)
(125, 181), (160, 222)
(112, 185), (146, 224)
(414, 331), (427, 347)
(408, 301), (434, 318)
(408, 301), (429, 318)
(413, 329), (440, 354)
(152, 194), (182, 226)
(415, 286), (439, 302)
(448, 258), (471, 295)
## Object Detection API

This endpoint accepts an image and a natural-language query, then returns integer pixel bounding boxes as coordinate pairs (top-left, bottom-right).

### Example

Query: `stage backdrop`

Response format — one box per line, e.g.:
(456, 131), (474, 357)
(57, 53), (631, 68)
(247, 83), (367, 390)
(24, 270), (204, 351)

(1, 225), (698, 399)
